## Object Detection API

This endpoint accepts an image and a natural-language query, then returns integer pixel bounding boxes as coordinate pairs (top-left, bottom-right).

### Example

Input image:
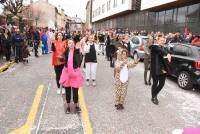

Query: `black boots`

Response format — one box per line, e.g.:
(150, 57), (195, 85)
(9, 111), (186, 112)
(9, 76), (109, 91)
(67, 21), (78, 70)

(151, 96), (159, 105)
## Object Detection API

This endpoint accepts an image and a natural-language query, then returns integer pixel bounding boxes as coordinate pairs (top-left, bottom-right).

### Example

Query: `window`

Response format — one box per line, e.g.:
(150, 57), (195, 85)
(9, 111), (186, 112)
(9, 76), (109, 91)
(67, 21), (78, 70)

(107, 0), (111, 11)
(131, 37), (139, 44)
(92, 11), (94, 18)
(114, 0), (117, 8)
(173, 45), (191, 57)
(122, 0), (125, 4)
(158, 11), (165, 25)
(165, 9), (173, 24)
(187, 4), (200, 23)
(177, 6), (187, 23)
(98, 7), (101, 15)
(102, 4), (105, 13)
(95, 9), (98, 17)
(173, 8), (177, 23)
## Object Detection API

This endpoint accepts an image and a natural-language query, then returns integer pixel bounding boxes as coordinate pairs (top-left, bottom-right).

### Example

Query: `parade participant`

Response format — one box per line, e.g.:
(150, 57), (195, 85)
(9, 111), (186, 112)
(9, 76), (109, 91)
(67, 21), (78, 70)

(84, 34), (99, 86)
(98, 32), (105, 55)
(13, 28), (24, 63)
(1, 28), (12, 62)
(42, 28), (49, 54)
(80, 35), (88, 72)
(150, 35), (171, 105)
(105, 31), (111, 61)
(22, 44), (31, 64)
(52, 32), (67, 94)
(122, 34), (131, 54)
(59, 38), (84, 114)
(144, 36), (153, 85)
(114, 49), (139, 110)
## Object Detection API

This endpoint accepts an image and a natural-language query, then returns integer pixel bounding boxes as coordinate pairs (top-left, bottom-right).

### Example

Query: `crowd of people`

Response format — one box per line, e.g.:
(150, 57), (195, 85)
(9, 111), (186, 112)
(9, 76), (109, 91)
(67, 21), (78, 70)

(1, 26), (200, 113)
(0, 26), (57, 64)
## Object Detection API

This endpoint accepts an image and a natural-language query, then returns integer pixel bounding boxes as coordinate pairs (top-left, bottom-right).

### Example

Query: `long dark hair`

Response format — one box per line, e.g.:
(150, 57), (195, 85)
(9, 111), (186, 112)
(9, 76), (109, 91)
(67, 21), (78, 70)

(55, 32), (64, 41)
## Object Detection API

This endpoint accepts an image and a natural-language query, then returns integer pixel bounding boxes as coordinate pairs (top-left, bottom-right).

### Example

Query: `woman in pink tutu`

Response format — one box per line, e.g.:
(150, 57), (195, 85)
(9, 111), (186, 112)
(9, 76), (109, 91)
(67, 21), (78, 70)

(59, 38), (84, 114)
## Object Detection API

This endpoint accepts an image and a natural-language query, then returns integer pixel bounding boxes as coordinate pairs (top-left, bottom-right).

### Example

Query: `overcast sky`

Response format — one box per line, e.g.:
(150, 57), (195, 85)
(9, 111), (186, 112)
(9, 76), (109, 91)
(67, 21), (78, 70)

(0, 0), (88, 20)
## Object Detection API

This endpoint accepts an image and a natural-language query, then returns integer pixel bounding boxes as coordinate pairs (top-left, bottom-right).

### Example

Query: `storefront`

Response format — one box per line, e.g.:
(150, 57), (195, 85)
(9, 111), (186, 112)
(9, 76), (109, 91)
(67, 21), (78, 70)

(93, 1), (200, 34)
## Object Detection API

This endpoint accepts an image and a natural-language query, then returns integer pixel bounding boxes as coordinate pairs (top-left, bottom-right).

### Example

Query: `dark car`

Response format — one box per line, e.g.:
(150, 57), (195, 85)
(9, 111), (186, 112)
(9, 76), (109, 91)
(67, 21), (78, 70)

(169, 43), (200, 90)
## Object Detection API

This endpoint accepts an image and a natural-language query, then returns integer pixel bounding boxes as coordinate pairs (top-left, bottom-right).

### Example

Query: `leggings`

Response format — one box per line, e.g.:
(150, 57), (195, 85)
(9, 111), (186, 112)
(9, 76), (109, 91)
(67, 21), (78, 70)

(65, 87), (78, 103)
(54, 64), (64, 88)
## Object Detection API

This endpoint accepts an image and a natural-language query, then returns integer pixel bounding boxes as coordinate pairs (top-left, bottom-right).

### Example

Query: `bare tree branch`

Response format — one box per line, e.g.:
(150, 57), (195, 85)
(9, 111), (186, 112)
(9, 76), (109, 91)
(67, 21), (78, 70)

(1, 0), (25, 15)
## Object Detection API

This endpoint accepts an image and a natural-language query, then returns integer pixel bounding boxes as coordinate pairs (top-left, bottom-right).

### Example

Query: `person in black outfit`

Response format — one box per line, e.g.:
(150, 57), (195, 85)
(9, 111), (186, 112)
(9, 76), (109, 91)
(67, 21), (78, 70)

(150, 36), (171, 105)
(105, 32), (111, 61)
(110, 34), (118, 67)
(98, 32), (105, 55)
(1, 28), (12, 61)
(31, 28), (40, 57)
(13, 29), (24, 63)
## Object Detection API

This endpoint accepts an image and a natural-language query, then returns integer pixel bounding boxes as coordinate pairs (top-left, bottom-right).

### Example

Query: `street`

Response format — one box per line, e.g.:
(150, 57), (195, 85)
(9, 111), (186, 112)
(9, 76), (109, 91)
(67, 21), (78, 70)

(0, 54), (200, 134)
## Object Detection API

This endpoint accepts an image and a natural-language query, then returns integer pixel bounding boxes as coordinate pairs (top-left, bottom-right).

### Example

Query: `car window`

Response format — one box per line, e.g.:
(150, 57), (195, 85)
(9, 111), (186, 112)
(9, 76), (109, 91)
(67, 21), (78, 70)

(173, 45), (187, 56)
(186, 47), (193, 57)
(131, 37), (139, 44)
(142, 38), (149, 45)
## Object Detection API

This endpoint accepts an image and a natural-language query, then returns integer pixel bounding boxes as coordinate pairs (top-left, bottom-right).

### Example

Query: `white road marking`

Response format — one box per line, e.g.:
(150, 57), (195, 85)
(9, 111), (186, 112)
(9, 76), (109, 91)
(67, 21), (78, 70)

(35, 72), (54, 134)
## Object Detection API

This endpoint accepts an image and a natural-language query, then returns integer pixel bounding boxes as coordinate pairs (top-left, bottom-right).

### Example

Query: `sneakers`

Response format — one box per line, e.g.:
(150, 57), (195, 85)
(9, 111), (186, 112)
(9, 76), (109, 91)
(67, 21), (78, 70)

(75, 106), (81, 113)
(151, 97), (159, 105)
(57, 88), (61, 95)
(61, 88), (65, 94)
(115, 104), (124, 110)
(86, 81), (90, 86)
(92, 81), (96, 86)
(65, 107), (70, 114)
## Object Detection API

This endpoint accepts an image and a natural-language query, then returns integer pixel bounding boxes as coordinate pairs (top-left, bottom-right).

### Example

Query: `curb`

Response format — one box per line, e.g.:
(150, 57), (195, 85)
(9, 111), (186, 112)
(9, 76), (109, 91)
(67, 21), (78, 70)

(0, 61), (15, 73)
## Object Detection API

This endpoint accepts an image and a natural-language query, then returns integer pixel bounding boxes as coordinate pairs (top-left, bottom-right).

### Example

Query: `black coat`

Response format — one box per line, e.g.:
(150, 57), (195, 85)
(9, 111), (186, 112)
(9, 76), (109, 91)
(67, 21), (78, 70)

(63, 48), (81, 69)
(1, 33), (12, 46)
(85, 44), (97, 63)
(150, 45), (168, 76)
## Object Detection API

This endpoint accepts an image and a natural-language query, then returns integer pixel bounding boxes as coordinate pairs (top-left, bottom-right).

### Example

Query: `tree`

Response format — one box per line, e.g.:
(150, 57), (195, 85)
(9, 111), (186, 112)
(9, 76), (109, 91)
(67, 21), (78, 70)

(1, 0), (26, 16)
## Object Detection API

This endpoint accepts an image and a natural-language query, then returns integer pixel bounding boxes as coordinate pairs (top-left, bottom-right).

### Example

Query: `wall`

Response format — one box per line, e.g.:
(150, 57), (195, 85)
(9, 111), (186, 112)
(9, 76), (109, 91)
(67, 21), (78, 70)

(141, 0), (176, 10)
(93, 3), (200, 34)
(92, 0), (133, 22)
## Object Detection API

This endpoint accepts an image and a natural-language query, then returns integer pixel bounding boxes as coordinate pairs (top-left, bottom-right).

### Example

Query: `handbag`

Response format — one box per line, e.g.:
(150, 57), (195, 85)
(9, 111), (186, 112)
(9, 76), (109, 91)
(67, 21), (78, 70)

(119, 64), (128, 83)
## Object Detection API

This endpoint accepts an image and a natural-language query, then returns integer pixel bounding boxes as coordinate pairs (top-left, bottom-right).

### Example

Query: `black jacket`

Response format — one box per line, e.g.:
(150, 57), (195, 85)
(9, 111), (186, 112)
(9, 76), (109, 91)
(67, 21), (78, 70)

(98, 34), (105, 43)
(150, 45), (168, 76)
(1, 34), (12, 46)
(85, 44), (97, 63)
(63, 48), (81, 69)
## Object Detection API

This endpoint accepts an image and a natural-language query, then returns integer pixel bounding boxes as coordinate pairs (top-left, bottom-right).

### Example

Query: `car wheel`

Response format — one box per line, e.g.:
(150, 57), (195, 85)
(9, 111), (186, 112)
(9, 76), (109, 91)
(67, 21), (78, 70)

(133, 52), (139, 61)
(177, 71), (193, 90)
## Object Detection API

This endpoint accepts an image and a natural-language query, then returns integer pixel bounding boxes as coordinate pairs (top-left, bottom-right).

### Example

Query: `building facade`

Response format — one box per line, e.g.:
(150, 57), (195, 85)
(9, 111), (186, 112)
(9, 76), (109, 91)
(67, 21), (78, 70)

(21, 0), (67, 29)
(85, 0), (92, 29)
(92, 0), (200, 34)
(92, 0), (141, 30)
(69, 16), (85, 32)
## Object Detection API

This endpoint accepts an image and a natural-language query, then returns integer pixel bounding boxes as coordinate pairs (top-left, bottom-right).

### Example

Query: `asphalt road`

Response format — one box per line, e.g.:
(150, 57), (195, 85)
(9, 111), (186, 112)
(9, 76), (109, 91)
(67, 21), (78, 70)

(0, 54), (199, 134)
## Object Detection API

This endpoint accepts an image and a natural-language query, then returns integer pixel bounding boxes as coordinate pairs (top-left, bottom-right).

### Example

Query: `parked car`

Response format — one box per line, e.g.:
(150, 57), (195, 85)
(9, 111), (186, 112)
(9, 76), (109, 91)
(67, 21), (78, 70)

(129, 36), (149, 60)
(168, 43), (200, 90)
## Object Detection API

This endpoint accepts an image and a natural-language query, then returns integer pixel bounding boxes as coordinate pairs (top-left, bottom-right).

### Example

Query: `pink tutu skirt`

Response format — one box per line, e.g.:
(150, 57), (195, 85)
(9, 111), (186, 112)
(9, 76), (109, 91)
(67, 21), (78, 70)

(59, 67), (84, 88)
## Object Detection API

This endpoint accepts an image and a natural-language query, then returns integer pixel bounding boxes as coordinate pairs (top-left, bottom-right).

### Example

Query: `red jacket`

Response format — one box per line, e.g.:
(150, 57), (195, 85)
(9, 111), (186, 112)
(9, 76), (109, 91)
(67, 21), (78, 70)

(192, 39), (200, 45)
(52, 40), (67, 66)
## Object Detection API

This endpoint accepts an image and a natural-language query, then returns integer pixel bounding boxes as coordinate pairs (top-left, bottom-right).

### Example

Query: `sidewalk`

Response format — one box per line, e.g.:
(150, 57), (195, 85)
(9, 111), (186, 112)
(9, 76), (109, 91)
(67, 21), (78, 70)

(0, 59), (15, 73)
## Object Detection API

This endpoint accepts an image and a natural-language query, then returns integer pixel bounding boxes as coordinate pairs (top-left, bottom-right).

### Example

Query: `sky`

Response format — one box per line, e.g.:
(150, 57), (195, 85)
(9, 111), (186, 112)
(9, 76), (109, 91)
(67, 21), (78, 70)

(0, 0), (88, 20)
